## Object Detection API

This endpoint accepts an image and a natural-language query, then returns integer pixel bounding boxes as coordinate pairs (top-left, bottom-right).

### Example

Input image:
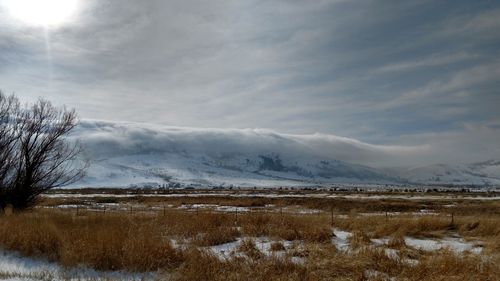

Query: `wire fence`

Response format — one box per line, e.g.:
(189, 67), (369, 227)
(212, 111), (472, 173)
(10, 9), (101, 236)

(41, 203), (456, 227)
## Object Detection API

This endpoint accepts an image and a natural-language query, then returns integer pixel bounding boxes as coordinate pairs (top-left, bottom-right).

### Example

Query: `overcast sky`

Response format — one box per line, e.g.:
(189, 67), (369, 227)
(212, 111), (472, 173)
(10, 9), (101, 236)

(0, 0), (499, 163)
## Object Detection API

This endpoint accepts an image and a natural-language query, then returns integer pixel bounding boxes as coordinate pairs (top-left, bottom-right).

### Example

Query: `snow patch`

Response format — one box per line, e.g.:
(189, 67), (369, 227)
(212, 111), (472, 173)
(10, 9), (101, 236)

(332, 229), (352, 252)
(404, 237), (482, 253)
(0, 250), (153, 281)
(207, 237), (293, 260)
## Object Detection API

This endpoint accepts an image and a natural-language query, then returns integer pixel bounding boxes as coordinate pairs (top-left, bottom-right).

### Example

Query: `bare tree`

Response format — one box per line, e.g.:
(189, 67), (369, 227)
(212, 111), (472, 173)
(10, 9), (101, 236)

(0, 93), (86, 211)
(0, 92), (20, 210)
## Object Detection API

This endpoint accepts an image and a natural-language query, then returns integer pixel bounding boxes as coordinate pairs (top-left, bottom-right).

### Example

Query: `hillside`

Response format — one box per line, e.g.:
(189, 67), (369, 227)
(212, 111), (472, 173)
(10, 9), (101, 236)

(69, 120), (500, 188)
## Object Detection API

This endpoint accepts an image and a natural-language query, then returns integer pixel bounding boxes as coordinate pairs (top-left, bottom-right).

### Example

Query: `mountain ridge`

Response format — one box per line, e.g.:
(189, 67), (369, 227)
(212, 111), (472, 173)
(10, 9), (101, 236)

(68, 120), (500, 188)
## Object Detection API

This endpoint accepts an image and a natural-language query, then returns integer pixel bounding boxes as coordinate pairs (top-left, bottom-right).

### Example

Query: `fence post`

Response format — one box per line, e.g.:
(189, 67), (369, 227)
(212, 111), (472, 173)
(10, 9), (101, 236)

(331, 207), (334, 227)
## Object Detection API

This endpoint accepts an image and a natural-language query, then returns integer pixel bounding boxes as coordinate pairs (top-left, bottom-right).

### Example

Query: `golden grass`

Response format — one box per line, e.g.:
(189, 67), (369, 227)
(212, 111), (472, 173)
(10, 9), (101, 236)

(40, 191), (500, 216)
(1, 193), (499, 280)
(387, 232), (406, 249)
(332, 214), (500, 240)
(348, 230), (371, 249)
(173, 249), (305, 281)
(402, 251), (500, 281)
(237, 238), (263, 259)
(0, 210), (184, 271)
(270, 241), (285, 251)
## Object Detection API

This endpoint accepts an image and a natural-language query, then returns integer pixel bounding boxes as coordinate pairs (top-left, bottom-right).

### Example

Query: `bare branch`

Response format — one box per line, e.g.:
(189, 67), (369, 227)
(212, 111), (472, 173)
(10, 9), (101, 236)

(0, 93), (86, 211)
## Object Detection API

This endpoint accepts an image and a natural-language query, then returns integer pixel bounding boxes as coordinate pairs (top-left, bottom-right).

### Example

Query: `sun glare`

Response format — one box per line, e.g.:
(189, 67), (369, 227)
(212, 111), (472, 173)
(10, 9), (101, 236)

(5, 0), (79, 27)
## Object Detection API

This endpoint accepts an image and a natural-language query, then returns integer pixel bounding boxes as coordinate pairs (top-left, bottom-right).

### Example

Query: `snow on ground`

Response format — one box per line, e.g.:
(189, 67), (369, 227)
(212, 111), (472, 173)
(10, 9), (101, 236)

(332, 194), (500, 200)
(332, 229), (352, 252)
(371, 235), (482, 254)
(0, 229), (484, 280)
(332, 228), (482, 256)
(0, 250), (153, 281)
(207, 237), (293, 260)
(42, 192), (500, 201)
(178, 204), (251, 213)
(358, 210), (438, 217)
(44, 200), (327, 215)
(206, 228), (464, 259)
(403, 237), (483, 254)
(364, 269), (395, 281)
(208, 240), (241, 259)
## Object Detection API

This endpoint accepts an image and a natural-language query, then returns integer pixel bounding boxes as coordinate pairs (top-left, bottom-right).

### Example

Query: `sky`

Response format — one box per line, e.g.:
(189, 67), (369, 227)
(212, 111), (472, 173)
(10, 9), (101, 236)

(0, 0), (499, 164)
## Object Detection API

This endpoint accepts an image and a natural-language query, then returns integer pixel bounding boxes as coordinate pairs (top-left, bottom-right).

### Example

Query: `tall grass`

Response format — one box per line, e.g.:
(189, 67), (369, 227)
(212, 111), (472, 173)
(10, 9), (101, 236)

(0, 196), (499, 280)
(0, 210), (183, 271)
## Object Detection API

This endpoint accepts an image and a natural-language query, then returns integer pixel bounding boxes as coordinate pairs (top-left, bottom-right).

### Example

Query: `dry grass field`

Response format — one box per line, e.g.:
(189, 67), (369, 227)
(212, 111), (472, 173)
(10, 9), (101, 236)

(0, 189), (499, 280)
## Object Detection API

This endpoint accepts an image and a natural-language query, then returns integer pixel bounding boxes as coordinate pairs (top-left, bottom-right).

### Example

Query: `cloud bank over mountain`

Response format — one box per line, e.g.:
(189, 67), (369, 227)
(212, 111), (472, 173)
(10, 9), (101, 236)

(74, 120), (500, 168)
(73, 120), (420, 168)
(69, 120), (500, 187)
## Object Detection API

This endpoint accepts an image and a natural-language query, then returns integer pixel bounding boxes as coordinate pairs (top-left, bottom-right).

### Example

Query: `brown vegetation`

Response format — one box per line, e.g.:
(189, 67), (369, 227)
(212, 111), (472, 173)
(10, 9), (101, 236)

(0, 192), (499, 280)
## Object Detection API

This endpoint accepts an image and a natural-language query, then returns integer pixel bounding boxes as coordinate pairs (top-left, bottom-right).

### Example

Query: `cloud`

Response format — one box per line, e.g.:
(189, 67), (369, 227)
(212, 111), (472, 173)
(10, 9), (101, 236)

(73, 119), (500, 168)
(73, 120), (419, 168)
(374, 52), (479, 73)
(372, 60), (500, 111)
(0, 0), (499, 164)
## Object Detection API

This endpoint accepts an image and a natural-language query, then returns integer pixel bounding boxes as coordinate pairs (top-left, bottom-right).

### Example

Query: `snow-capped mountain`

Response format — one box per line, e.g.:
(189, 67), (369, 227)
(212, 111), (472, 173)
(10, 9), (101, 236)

(68, 120), (500, 188)
(70, 120), (398, 188)
(396, 160), (500, 186)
